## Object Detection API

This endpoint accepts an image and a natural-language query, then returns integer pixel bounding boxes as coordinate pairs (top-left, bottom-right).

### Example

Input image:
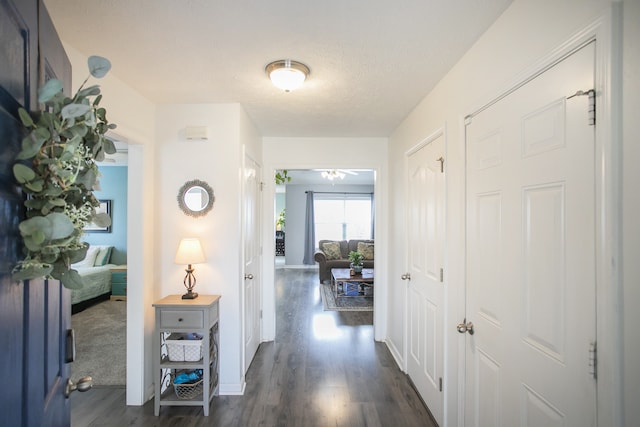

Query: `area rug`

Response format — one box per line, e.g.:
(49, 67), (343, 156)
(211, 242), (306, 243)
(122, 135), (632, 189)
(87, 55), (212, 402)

(70, 300), (126, 386)
(320, 283), (373, 312)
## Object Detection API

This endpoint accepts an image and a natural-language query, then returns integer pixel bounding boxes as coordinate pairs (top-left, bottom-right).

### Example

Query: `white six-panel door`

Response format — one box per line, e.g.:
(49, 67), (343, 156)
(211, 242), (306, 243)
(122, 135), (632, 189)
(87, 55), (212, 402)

(243, 154), (261, 374)
(464, 42), (597, 426)
(407, 131), (446, 425)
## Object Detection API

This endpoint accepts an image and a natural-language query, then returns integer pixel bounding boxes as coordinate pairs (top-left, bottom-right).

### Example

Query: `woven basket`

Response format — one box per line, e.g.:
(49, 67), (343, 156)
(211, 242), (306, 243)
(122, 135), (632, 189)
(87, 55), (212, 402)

(173, 379), (203, 400)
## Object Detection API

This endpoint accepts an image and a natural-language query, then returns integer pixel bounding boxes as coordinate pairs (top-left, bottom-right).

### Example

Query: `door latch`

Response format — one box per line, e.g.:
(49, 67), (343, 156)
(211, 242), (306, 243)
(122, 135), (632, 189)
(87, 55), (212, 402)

(457, 319), (474, 335)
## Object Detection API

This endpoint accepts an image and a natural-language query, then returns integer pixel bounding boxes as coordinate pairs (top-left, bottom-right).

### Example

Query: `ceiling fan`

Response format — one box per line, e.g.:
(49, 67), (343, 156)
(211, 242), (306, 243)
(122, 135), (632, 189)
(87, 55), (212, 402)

(315, 169), (359, 180)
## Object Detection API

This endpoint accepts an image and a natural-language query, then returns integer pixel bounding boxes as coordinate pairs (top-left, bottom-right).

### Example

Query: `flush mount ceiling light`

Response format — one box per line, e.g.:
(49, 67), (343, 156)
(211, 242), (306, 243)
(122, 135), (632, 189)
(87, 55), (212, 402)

(265, 59), (310, 92)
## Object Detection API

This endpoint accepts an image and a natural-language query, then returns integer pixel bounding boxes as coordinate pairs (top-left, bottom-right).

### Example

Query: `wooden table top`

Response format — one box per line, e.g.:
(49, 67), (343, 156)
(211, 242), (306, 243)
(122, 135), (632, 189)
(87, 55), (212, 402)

(331, 268), (374, 282)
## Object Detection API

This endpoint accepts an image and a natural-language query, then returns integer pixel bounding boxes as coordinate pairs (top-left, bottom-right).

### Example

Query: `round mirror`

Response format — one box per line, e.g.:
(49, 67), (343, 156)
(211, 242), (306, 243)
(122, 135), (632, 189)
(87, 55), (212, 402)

(177, 179), (214, 217)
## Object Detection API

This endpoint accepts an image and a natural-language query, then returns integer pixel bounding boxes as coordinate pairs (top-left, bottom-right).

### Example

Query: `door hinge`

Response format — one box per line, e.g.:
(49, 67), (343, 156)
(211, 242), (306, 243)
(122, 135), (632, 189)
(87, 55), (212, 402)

(589, 341), (597, 380)
(567, 89), (595, 126)
(437, 157), (444, 173)
(439, 377), (443, 392)
(260, 309), (263, 319)
(440, 268), (444, 283)
(260, 181), (265, 191)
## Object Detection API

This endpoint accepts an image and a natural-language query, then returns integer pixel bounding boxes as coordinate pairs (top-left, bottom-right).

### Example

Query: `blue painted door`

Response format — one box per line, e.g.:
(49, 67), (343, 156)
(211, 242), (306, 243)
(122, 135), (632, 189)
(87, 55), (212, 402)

(0, 0), (73, 425)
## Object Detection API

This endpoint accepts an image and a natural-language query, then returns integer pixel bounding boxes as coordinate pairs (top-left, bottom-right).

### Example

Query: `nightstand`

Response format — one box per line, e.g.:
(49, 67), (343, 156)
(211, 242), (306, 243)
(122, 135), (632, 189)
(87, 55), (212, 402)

(110, 266), (127, 301)
(153, 295), (220, 416)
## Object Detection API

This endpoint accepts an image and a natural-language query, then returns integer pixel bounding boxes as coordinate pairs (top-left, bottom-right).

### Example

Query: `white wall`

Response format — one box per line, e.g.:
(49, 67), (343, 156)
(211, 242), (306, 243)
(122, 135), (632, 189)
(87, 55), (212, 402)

(262, 137), (388, 341)
(64, 44), (158, 405)
(388, 0), (634, 425)
(155, 103), (257, 393)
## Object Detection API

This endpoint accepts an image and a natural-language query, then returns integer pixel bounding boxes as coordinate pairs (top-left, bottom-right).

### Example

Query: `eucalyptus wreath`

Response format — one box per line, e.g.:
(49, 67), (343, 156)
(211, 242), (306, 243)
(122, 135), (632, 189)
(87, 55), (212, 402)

(11, 55), (117, 289)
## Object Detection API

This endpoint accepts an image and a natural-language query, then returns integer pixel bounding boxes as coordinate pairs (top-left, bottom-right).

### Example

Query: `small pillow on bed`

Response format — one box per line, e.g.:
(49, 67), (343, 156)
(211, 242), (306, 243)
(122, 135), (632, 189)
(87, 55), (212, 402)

(93, 246), (113, 266)
(71, 245), (100, 268)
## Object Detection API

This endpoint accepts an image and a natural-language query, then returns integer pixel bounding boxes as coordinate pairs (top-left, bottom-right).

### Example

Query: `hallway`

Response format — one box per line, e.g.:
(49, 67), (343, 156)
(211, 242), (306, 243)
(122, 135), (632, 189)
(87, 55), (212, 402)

(71, 268), (435, 426)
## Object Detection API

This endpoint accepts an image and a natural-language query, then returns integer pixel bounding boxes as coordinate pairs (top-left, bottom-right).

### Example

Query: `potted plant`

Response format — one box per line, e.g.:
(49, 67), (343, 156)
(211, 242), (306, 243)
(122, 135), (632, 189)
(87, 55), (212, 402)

(275, 208), (286, 231)
(348, 250), (364, 274)
(11, 56), (117, 290)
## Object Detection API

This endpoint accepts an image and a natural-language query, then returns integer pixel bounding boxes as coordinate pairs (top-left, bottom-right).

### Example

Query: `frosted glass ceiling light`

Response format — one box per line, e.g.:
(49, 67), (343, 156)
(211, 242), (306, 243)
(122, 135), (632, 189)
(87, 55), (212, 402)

(266, 59), (310, 92)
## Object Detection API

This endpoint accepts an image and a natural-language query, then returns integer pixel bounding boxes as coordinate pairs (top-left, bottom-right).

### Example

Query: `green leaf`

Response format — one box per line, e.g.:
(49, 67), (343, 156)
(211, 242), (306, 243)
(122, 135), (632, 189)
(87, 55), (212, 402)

(59, 268), (84, 290)
(88, 56), (111, 78)
(19, 216), (50, 236)
(102, 138), (117, 154)
(61, 103), (91, 120)
(77, 85), (101, 99)
(48, 198), (66, 207)
(92, 212), (111, 227)
(12, 264), (53, 282)
(47, 212), (75, 240)
(24, 179), (44, 193)
(67, 245), (89, 265)
(16, 130), (48, 160)
(76, 168), (97, 190)
(37, 79), (63, 103)
(13, 163), (36, 183)
(18, 108), (34, 127)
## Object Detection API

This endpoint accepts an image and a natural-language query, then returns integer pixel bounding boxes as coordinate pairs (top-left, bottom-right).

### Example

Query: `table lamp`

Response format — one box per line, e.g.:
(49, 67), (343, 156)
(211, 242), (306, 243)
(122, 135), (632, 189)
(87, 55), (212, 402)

(174, 238), (206, 299)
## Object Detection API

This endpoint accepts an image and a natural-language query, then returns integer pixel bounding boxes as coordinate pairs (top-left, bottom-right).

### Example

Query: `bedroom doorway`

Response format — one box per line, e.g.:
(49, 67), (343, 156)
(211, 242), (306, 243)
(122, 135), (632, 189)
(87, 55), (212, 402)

(70, 140), (129, 389)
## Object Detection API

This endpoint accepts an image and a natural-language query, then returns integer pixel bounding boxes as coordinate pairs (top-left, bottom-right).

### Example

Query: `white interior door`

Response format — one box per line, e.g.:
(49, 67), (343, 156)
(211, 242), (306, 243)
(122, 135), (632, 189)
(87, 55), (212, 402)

(243, 154), (261, 373)
(464, 42), (597, 426)
(406, 132), (446, 425)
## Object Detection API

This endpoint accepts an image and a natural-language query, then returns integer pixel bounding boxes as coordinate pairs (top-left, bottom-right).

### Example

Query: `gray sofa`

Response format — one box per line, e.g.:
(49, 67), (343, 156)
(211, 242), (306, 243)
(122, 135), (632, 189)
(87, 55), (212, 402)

(314, 239), (374, 283)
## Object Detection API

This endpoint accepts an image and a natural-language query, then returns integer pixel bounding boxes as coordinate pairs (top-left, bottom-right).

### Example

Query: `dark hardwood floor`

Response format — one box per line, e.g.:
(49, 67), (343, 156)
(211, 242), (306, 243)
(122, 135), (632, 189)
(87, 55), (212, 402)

(71, 268), (436, 426)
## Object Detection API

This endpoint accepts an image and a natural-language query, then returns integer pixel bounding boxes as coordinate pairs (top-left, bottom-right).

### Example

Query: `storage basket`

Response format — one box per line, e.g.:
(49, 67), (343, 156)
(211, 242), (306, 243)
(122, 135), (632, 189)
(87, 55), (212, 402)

(165, 333), (203, 362)
(343, 282), (360, 296)
(173, 378), (203, 400)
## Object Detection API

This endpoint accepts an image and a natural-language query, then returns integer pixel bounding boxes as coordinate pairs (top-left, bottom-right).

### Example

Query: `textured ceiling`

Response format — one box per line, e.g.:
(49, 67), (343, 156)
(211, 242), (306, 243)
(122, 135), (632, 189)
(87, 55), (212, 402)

(43, 0), (513, 137)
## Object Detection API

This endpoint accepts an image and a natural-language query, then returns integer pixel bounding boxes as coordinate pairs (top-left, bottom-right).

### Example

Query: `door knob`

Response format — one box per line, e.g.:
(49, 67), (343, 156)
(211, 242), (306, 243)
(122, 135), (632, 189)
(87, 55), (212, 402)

(65, 376), (93, 398)
(244, 273), (254, 280)
(456, 320), (474, 335)
(401, 273), (411, 280)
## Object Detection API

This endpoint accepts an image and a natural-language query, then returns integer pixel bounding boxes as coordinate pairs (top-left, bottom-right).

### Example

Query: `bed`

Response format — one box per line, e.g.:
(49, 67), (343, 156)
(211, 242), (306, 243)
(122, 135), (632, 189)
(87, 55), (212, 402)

(70, 245), (117, 312)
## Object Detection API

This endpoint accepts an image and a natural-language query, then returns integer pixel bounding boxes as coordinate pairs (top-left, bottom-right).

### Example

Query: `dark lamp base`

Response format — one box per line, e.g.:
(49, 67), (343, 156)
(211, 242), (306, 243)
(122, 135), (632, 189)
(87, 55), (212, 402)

(182, 291), (198, 300)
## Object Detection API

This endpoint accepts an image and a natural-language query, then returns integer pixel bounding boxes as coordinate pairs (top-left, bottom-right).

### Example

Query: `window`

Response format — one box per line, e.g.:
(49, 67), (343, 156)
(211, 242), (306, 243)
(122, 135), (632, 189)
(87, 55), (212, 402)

(314, 193), (373, 246)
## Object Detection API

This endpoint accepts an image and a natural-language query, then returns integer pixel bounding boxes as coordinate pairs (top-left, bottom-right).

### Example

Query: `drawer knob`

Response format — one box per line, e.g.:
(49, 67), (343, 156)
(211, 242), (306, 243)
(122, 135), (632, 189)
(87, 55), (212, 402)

(178, 318), (183, 322)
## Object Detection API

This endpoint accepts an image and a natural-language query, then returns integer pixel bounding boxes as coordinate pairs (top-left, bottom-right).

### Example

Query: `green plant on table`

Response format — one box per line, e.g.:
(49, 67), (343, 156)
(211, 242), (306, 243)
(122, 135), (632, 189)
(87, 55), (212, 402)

(348, 250), (364, 267)
(11, 55), (117, 289)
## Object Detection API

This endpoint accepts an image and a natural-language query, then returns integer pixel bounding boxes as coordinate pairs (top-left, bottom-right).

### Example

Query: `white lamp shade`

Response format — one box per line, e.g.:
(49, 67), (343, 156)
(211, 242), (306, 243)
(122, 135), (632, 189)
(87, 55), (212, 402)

(174, 238), (206, 265)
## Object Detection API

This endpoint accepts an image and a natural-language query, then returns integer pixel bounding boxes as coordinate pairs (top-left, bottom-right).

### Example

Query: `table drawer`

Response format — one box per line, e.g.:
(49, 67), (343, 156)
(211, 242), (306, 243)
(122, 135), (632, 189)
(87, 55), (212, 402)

(160, 310), (203, 328)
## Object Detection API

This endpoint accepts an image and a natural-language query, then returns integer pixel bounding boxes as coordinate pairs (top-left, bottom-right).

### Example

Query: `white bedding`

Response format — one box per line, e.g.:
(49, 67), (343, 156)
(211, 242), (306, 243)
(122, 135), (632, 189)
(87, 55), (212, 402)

(71, 264), (117, 305)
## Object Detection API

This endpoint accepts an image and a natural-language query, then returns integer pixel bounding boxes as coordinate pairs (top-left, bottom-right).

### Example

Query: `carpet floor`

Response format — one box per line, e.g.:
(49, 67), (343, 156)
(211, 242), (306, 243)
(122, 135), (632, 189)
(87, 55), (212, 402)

(70, 300), (126, 386)
(320, 282), (373, 311)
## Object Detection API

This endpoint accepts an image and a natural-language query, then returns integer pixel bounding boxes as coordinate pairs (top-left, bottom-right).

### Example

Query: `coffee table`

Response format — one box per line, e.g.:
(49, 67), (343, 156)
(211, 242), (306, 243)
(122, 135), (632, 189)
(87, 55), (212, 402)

(330, 268), (374, 298)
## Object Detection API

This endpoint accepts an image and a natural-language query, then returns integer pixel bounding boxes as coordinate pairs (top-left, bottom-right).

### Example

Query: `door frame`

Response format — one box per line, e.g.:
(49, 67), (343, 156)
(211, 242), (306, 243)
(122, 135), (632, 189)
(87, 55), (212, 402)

(458, 7), (623, 426)
(260, 162), (387, 343)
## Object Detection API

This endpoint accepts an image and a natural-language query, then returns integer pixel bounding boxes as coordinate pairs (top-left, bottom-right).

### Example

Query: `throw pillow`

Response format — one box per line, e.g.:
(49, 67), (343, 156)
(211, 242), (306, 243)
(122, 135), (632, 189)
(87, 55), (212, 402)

(94, 246), (113, 266)
(357, 242), (374, 260)
(322, 242), (342, 260)
(71, 245), (100, 269)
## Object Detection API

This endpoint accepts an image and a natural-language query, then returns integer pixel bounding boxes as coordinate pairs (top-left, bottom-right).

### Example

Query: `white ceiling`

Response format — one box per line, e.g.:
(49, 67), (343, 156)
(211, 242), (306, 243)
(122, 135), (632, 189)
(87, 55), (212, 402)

(44, 0), (513, 138)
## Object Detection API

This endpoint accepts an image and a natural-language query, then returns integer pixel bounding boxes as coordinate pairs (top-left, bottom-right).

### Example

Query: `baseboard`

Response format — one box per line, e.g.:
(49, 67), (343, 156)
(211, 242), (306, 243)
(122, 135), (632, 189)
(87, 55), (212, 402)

(219, 381), (246, 395)
(281, 265), (318, 270)
(385, 338), (406, 373)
